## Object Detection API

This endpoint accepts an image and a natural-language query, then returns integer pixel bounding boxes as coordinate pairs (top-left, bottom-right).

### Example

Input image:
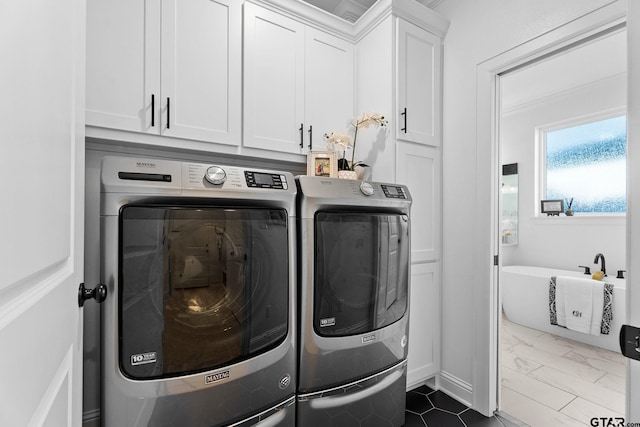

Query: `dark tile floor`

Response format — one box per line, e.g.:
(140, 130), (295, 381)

(405, 385), (526, 427)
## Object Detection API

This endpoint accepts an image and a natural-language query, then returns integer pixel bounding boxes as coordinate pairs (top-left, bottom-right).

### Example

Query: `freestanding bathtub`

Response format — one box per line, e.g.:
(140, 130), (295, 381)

(501, 265), (625, 352)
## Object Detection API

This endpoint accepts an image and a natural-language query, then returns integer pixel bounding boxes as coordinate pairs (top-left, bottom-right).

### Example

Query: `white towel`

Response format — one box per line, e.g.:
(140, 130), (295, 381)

(589, 282), (605, 335)
(555, 275), (603, 335)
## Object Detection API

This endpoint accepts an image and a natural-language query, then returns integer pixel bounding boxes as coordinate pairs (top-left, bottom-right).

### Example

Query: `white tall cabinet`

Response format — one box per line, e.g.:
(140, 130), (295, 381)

(243, 2), (354, 155)
(355, 0), (448, 390)
(86, 0), (242, 145)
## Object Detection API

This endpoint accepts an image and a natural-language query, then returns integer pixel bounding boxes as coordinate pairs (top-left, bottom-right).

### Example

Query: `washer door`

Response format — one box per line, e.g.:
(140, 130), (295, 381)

(313, 212), (409, 337)
(118, 205), (289, 379)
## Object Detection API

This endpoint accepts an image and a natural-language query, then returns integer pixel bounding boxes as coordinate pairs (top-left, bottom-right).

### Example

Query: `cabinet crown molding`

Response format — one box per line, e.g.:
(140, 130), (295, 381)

(250, 0), (449, 41)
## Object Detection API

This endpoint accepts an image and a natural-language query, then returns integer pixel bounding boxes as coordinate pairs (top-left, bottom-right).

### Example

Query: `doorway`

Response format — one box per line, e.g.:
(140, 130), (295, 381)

(495, 22), (627, 427)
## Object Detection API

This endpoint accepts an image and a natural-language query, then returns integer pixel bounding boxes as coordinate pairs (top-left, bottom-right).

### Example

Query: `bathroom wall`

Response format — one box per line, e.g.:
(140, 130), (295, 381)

(501, 74), (627, 275)
(433, 0), (619, 414)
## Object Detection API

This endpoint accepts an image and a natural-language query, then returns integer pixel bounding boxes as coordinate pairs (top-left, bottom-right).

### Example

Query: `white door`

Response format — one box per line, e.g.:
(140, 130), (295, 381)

(86, 0), (160, 133)
(0, 0), (85, 425)
(161, 0), (241, 144)
(396, 18), (441, 147)
(243, 2), (305, 154)
(396, 141), (441, 262)
(305, 27), (354, 152)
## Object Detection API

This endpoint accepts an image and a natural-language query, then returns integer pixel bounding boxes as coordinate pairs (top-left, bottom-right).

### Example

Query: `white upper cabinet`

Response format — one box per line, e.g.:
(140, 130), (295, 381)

(244, 2), (354, 155)
(86, 0), (241, 145)
(304, 27), (354, 152)
(243, 3), (305, 154)
(396, 18), (441, 147)
(86, 0), (151, 132)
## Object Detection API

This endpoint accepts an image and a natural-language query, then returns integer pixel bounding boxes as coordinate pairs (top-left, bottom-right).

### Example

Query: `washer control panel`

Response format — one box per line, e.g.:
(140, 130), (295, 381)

(380, 184), (408, 199)
(359, 181), (374, 196)
(244, 171), (288, 189)
(204, 166), (227, 185)
(181, 162), (293, 192)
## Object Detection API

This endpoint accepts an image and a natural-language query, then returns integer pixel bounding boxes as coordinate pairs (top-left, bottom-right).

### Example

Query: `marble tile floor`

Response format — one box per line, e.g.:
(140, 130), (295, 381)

(405, 385), (526, 427)
(500, 316), (626, 427)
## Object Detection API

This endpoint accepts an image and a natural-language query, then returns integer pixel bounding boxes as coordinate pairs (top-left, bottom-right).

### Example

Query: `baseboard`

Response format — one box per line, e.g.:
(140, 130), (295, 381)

(439, 370), (472, 408)
(83, 409), (100, 427)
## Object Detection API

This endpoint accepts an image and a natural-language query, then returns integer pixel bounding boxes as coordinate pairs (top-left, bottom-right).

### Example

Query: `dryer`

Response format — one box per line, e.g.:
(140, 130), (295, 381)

(100, 156), (296, 426)
(296, 177), (412, 427)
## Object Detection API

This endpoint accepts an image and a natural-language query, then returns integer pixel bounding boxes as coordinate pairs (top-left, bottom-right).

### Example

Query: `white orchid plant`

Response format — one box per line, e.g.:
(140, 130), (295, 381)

(324, 112), (388, 171)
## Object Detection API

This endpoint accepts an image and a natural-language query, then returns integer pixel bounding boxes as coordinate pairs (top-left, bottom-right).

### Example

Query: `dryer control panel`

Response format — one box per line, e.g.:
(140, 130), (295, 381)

(380, 185), (408, 199)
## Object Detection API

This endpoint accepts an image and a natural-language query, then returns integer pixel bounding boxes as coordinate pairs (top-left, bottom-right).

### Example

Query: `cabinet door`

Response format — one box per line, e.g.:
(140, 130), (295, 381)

(161, 0), (241, 145)
(86, 0), (160, 133)
(407, 262), (440, 388)
(243, 3), (305, 154)
(396, 19), (441, 146)
(305, 28), (354, 152)
(396, 142), (441, 262)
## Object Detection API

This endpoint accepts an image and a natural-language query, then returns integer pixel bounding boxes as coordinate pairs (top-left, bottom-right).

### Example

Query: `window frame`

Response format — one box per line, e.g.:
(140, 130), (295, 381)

(536, 107), (627, 217)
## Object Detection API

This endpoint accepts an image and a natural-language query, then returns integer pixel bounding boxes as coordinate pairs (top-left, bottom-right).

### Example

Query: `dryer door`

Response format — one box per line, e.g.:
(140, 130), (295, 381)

(314, 212), (409, 337)
(118, 205), (289, 379)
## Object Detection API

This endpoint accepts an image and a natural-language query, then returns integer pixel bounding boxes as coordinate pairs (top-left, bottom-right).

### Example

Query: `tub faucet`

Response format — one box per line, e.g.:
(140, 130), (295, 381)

(594, 253), (606, 276)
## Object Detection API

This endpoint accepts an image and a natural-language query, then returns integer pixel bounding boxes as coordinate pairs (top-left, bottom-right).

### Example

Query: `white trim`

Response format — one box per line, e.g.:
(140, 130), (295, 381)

(27, 347), (73, 427)
(250, 0), (449, 43)
(439, 370), (473, 408)
(530, 214), (626, 226)
(476, 0), (627, 417)
(0, 261), (72, 331)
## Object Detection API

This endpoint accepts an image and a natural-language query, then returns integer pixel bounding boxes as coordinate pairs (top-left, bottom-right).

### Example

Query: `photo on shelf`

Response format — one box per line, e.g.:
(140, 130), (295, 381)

(307, 150), (338, 178)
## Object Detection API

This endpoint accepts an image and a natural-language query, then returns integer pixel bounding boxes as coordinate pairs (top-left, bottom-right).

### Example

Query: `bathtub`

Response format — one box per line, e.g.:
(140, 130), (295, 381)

(501, 265), (626, 352)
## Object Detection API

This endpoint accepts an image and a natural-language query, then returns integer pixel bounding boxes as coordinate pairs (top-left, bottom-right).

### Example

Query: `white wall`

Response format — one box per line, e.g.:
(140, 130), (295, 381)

(501, 74), (626, 273)
(432, 0), (616, 413)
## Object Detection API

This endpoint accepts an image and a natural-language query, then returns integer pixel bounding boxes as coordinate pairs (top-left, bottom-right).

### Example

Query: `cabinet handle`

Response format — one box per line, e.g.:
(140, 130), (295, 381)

(299, 123), (304, 148)
(401, 107), (407, 133)
(308, 125), (313, 150)
(151, 94), (155, 127)
(166, 97), (170, 129)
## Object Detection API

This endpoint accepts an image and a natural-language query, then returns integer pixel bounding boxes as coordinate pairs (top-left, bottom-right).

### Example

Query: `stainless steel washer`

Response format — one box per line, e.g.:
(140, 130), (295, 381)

(100, 156), (296, 426)
(295, 176), (412, 427)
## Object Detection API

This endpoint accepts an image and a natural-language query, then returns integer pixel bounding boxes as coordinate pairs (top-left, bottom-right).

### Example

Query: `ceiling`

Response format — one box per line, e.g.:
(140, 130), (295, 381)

(501, 30), (626, 111)
(303, 0), (443, 22)
(303, 0), (376, 22)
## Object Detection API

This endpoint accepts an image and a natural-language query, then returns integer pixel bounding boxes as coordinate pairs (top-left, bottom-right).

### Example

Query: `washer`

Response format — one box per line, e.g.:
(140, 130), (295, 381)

(296, 176), (412, 427)
(100, 156), (296, 426)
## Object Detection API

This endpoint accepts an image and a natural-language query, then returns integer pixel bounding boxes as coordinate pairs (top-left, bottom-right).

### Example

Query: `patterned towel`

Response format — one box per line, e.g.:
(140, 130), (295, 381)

(549, 276), (613, 335)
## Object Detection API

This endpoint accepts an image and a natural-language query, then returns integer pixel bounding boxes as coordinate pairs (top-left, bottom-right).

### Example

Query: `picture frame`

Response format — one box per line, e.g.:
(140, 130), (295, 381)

(307, 150), (338, 178)
(540, 199), (564, 216)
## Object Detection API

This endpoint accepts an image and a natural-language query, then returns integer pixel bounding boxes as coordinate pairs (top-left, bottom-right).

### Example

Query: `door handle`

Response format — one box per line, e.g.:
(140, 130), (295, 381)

(308, 125), (313, 150)
(299, 123), (304, 148)
(78, 283), (107, 307)
(151, 94), (155, 127)
(400, 107), (407, 133)
(166, 97), (170, 129)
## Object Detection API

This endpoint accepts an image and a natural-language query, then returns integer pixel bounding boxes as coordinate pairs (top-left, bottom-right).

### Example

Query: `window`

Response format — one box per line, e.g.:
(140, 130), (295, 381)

(542, 114), (626, 214)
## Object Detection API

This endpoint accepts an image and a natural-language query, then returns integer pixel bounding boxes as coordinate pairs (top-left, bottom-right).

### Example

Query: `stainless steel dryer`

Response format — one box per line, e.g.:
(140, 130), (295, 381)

(100, 156), (296, 426)
(296, 176), (411, 427)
